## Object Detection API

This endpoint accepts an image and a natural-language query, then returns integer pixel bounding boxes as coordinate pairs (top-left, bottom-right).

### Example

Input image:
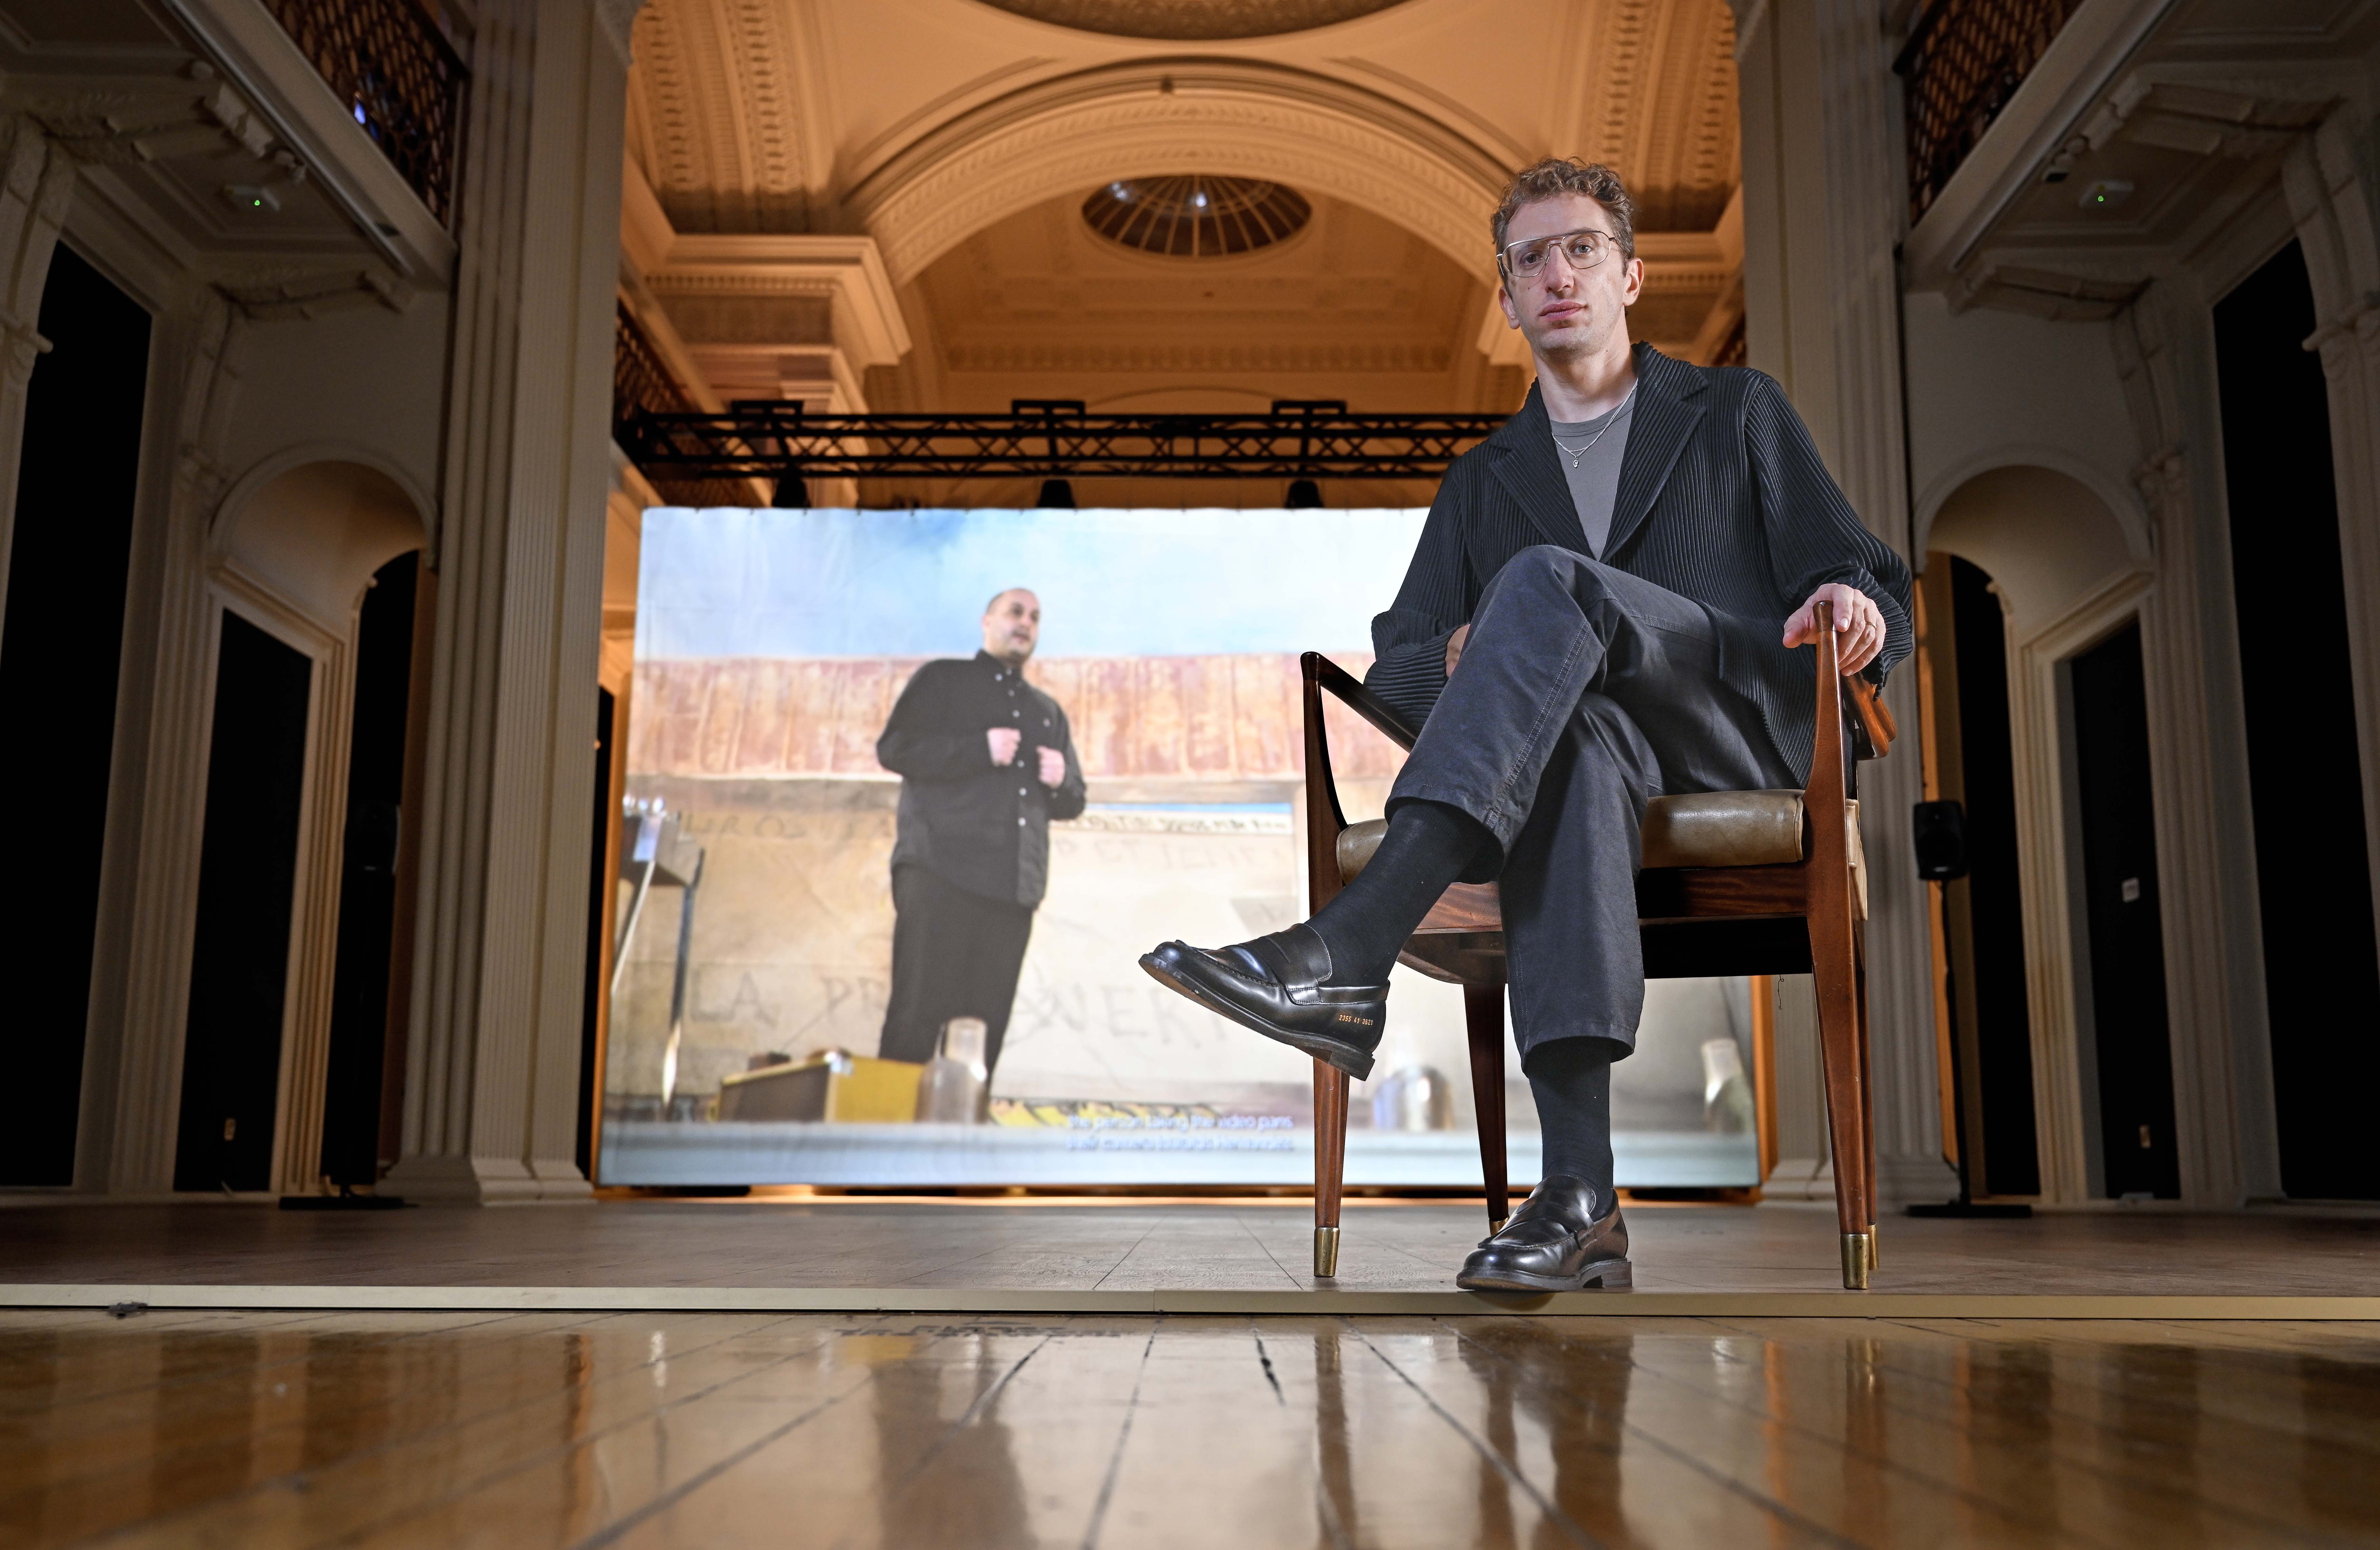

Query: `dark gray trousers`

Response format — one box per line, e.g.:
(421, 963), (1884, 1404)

(1386, 545), (1797, 1058)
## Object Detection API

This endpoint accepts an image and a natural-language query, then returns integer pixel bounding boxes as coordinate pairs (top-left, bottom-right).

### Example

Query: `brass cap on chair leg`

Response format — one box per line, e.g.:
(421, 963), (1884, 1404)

(1841, 1232), (1872, 1291)
(1314, 1225), (1341, 1278)
(1867, 1221), (1879, 1272)
(1488, 1217), (1508, 1236)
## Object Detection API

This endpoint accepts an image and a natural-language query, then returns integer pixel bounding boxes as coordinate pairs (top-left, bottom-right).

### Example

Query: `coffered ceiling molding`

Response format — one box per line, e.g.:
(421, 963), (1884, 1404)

(848, 59), (1511, 286)
(970, 0), (1411, 39)
(647, 233), (912, 365)
(631, 0), (826, 234)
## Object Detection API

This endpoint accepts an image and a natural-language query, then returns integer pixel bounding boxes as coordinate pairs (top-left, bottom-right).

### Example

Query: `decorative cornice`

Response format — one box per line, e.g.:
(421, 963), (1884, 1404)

(1945, 258), (2148, 321)
(210, 263), (414, 320)
(630, 0), (811, 233)
(939, 338), (1454, 372)
(849, 60), (1512, 285)
(648, 233), (911, 363)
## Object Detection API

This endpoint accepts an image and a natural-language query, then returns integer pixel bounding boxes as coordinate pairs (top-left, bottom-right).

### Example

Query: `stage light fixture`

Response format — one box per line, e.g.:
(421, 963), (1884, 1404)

(1286, 478), (1324, 508)
(1037, 478), (1077, 509)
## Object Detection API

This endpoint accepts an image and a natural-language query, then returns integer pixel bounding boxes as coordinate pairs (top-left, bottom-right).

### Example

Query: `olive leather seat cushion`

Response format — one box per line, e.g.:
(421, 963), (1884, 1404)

(1334, 789), (1806, 883)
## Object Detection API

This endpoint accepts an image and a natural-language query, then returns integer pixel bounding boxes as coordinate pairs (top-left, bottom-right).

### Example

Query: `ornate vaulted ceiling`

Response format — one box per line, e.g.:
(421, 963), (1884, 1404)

(618, 0), (1742, 499)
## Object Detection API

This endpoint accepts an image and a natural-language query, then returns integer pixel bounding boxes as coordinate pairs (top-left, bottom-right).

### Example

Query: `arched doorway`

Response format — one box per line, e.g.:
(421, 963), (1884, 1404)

(1919, 461), (2162, 1201)
(174, 458), (429, 1196)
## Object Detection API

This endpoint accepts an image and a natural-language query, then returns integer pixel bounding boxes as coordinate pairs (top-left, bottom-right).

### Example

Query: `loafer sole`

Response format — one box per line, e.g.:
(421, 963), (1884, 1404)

(1456, 1256), (1633, 1293)
(1138, 952), (1378, 1081)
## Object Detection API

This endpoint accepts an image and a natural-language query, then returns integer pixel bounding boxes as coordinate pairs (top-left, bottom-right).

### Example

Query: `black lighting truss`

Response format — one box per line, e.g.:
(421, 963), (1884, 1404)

(618, 400), (1508, 483)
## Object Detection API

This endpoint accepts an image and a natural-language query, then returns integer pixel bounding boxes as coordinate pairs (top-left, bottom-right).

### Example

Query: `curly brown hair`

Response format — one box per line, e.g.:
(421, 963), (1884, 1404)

(1491, 158), (1636, 267)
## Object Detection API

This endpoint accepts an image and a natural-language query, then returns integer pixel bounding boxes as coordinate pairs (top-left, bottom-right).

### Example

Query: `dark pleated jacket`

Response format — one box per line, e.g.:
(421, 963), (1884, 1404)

(1364, 343), (1912, 781)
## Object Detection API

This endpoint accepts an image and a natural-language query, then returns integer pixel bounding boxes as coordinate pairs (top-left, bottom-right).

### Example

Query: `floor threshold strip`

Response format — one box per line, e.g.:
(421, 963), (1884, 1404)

(5, 1284), (2377, 1318)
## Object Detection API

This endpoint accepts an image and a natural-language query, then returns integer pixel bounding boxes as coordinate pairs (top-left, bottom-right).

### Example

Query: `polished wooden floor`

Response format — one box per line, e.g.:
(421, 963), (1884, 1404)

(3, 1306), (2376, 1547)
(5, 1198), (2378, 1302)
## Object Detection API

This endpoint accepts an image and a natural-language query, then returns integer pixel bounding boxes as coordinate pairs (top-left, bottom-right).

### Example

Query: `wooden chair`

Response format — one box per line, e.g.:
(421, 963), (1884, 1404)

(1300, 602), (1896, 1291)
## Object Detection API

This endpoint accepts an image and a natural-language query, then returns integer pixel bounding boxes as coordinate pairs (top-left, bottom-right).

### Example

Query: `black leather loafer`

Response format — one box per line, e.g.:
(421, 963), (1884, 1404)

(1456, 1174), (1631, 1292)
(1138, 923), (1387, 1080)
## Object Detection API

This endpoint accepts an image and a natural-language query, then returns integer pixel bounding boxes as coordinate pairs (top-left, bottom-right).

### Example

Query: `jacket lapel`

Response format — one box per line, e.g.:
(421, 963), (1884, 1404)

(1484, 385), (1588, 551)
(1600, 344), (1707, 561)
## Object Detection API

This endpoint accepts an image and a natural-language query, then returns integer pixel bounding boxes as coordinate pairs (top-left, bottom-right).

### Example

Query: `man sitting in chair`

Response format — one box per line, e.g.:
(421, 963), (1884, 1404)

(1143, 159), (1911, 1291)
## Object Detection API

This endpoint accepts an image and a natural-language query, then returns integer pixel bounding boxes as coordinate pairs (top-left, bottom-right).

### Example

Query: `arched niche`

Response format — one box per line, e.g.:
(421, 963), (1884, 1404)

(1921, 463), (2141, 641)
(212, 456), (430, 631)
(849, 60), (1510, 286)
(1915, 459), (2156, 1206)
(192, 452), (431, 1199)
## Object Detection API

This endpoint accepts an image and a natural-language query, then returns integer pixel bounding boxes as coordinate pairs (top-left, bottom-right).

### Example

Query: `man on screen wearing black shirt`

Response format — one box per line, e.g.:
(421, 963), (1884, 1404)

(876, 588), (1086, 1077)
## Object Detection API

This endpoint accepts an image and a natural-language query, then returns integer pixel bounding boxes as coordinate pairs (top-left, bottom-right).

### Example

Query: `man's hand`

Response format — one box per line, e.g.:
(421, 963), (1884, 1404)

(1036, 745), (1066, 788)
(1444, 623), (1471, 679)
(987, 727), (1022, 765)
(1783, 583), (1886, 676)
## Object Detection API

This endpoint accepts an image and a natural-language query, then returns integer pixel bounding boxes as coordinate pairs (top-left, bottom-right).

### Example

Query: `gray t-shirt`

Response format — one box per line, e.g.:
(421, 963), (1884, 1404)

(1548, 393), (1635, 558)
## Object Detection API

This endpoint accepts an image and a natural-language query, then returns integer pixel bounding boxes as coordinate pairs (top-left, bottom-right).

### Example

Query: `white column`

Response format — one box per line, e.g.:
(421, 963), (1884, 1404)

(100, 293), (252, 1193)
(1732, 0), (1957, 1204)
(386, 0), (635, 1203)
(2110, 287), (2255, 1207)
(2285, 120), (2380, 980)
(0, 115), (76, 631)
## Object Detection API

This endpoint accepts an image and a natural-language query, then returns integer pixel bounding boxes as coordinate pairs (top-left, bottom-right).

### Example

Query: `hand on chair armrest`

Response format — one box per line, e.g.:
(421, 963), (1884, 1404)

(1784, 583), (1886, 675)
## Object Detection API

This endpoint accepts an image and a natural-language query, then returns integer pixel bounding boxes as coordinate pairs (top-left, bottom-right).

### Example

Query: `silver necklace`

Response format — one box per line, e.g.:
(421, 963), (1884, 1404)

(1551, 380), (1638, 469)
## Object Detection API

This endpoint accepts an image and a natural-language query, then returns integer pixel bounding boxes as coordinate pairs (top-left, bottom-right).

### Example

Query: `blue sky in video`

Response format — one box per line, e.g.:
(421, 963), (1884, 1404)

(636, 506), (1430, 660)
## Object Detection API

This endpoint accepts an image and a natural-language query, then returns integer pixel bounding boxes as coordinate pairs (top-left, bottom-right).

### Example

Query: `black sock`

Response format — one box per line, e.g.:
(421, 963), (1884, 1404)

(1526, 1036), (1620, 1210)
(1305, 800), (1487, 984)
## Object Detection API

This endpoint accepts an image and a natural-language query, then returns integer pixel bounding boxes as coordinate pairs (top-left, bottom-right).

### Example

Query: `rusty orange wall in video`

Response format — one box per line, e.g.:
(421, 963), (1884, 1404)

(627, 653), (1404, 783)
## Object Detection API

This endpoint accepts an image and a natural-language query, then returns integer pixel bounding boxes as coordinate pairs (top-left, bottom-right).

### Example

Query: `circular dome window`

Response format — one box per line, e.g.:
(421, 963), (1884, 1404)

(1081, 176), (1312, 257)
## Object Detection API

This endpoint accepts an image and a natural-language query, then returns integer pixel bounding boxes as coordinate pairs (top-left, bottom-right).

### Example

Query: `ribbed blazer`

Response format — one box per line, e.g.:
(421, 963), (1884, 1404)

(1365, 342), (1912, 781)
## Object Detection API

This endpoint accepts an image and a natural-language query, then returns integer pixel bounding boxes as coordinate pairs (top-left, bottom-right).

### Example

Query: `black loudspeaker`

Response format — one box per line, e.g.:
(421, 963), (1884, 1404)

(1036, 478), (1076, 509)
(1285, 478), (1324, 509)
(1912, 799), (1968, 881)
(770, 474), (807, 509)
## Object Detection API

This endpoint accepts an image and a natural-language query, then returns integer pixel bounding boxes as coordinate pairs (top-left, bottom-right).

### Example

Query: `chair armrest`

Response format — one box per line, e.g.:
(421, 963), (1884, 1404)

(1846, 674), (1896, 761)
(1303, 652), (1421, 751)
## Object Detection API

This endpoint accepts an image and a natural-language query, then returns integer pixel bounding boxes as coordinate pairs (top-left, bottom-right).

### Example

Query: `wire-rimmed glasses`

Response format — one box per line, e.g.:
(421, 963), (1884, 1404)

(1498, 228), (1618, 283)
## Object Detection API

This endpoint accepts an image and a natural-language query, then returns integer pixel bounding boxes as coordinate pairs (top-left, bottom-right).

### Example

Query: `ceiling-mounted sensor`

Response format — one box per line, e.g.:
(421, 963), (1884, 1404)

(222, 184), (280, 215)
(2078, 179), (2134, 211)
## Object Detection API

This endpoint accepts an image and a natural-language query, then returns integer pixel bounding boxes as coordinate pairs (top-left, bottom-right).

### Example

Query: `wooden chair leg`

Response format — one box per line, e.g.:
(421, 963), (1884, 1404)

(1314, 1059), (1350, 1277)
(1464, 981), (1509, 1233)
(1811, 912), (1872, 1290)
(1855, 938), (1877, 1272)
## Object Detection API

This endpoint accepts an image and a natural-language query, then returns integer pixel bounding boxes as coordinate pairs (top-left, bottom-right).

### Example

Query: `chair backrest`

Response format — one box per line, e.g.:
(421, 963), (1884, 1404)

(1300, 652), (1407, 914)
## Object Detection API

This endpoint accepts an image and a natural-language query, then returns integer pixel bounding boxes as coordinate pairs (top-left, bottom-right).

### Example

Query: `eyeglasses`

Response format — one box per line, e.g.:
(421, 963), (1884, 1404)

(1498, 228), (1618, 282)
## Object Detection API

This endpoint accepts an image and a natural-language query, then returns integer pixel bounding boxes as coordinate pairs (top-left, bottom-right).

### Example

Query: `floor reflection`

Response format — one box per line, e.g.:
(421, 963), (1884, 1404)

(1451, 1321), (1634, 1548)
(0, 1311), (2375, 1548)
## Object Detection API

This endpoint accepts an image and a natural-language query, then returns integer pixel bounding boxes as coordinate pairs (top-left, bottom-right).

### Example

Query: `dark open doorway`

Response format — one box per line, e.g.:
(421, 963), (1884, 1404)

(0, 244), (152, 1186)
(174, 612), (313, 1192)
(2068, 620), (2179, 1198)
(317, 552), (421, 1189)
(1922, 553), (2041, 1197)
(2213, 240), (2380, 1200)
